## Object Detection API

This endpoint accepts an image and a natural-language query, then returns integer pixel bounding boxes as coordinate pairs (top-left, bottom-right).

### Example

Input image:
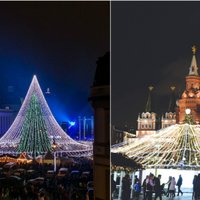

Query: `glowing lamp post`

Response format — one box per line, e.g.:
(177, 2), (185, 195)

(52, 141), (57, 172)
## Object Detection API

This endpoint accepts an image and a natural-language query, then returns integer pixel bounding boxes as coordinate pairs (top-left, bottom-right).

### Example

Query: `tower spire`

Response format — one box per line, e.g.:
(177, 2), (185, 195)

(168, 86), (176, 112)
(189, 45), (198, 76)
(145, 86), (154, 112)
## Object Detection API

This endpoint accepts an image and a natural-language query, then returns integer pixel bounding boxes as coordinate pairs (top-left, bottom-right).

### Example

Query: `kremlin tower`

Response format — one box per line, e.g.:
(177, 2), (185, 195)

(137, 46), (200, 137)
(136, 86), (157, 137)
(176, 46), (200, 124)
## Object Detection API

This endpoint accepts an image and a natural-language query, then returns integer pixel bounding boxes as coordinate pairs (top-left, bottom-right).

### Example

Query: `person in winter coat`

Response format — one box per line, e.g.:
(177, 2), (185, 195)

(192, 175), (198, 200)
(176, 175), (183, 196)
(169, 177), (176, 198)
(146, 173), (155, 200)
(165, 176), (172, 197)
(111, 174), (117, 198)
(143, 175), (149, 200)
(134, 180), (141, 199)
(121, 174), (131, 200)
(154, 175), (162, 200)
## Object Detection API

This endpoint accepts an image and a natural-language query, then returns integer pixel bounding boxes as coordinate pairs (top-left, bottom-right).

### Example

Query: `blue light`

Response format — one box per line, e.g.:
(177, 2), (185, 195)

(69, 121), (76, 126)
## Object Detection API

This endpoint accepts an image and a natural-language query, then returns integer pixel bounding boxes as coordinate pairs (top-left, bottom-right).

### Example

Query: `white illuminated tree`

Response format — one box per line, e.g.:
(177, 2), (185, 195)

(0, 75), (92, 157)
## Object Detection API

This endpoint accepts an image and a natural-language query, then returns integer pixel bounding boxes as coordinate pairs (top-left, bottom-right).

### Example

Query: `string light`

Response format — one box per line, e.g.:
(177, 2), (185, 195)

(112, 123), (200, 169)
(0, 75), (93, 157)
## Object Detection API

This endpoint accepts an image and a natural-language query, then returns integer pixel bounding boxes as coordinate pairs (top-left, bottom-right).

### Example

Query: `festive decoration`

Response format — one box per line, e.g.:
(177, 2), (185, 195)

(184, 109), (194, 124)
(0, 75), (92, 157)
(17, 94), (51, 157)
(112, 124), (200, 169)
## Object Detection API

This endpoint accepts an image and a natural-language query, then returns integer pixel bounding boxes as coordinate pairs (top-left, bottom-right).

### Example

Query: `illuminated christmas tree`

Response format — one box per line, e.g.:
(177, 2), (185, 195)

(18, 94), (51, 157)
(0, 75), (92, 157)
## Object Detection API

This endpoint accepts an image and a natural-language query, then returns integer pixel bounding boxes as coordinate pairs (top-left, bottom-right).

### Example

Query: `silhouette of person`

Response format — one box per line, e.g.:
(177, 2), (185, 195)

(154, 174), (162, 200)
(121, 174), (131, 200)
(177, 175), (183, 196)
(146, 173), (155, 200)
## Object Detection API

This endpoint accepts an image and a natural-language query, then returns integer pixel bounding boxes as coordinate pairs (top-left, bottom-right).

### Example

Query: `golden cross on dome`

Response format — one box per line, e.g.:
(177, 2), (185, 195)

(192, 45), (196, 54)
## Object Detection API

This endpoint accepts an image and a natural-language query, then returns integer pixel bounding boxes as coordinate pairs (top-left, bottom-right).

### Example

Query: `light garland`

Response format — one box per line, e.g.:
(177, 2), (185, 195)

(0, 75), (93, 157)
(17, 93), (51, 157)
(111, 124), (200, 169)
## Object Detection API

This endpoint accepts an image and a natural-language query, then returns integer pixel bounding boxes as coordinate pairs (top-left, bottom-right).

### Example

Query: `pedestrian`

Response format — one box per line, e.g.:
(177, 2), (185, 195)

(194, 174), (200, 200)
(121, 174), (131, 200)
(111, 174), (117, 198)
(165, 176), (172, 197)
(169, 177), (176, 198)
(143, 175), (149, 200)
(176, 174), (183, 196)
(146, 173), (155, 200)
(135, 175), (139, 184)
(134, 180), (141, 199)
(192, 175), (197, 200)
(154, 174), (162, 200)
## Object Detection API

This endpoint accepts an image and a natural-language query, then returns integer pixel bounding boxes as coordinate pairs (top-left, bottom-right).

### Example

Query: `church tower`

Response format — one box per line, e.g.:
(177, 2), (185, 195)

(176, 46), (200, 124)
(161, 86), (176, 128)
(136, 86), (157, 137)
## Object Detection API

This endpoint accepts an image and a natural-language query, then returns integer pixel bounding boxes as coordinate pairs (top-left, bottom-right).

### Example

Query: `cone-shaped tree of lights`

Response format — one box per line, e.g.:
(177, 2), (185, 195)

(18, 93), (51, 157)
(0, 75), (92, 157)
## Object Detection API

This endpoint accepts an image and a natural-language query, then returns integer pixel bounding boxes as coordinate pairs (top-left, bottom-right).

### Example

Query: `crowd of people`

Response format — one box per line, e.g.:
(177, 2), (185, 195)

(112, 173), (184, 200)
(142, 174), (183, 200)
(0, 158), (93, 200)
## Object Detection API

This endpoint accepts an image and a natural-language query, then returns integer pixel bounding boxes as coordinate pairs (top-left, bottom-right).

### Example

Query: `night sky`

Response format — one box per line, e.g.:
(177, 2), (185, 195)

(0, 2), (109, 124)
(112, 2), (200, 129)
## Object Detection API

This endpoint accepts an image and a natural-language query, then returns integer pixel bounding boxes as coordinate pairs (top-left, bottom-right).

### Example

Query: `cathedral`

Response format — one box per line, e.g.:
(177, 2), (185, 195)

(136, 46), (200, 137)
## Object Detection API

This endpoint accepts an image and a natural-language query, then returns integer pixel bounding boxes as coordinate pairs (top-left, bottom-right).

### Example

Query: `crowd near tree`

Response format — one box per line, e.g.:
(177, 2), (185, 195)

(111, 173), (185, 200)
(0, 158), (93, 200)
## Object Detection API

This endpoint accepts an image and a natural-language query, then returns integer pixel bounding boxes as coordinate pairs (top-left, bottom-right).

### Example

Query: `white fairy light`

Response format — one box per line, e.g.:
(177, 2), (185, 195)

(0, 75), (93, 157)
(111, 124), (200, 169)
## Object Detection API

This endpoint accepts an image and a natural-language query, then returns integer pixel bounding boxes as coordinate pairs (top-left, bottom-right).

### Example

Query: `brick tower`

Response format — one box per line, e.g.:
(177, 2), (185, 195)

(176, 46), (200, 124)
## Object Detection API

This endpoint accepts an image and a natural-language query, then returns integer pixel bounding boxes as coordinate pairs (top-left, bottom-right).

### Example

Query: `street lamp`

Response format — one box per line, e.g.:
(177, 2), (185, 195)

(52, 139), (57, 172)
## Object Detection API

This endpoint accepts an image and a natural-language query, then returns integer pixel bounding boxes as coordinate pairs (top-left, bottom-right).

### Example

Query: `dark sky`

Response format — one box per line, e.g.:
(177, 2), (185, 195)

(112, 2), (200, 129)
(0, 2), (109, 123)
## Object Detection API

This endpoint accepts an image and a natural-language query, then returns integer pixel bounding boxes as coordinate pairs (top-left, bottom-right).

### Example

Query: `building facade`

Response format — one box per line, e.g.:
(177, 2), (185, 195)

(61, 116), (94, 140)
(0, 108), (17, 137)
